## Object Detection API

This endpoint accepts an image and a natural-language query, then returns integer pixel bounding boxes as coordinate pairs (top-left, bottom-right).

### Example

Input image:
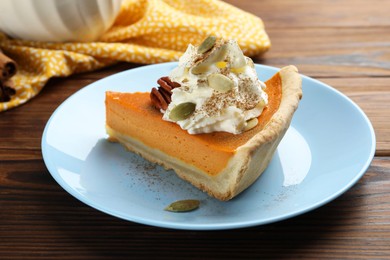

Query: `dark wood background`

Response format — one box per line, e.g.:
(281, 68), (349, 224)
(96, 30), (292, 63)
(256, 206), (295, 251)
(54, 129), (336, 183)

(1, 0), (389, 259)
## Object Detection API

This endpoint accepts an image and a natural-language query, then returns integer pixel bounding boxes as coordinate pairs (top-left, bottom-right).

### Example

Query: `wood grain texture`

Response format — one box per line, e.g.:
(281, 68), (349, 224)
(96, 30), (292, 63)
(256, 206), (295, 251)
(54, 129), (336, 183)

(1, 0), (390, 259)
(260, 27), (390, 77)
(226, 0), (390, 27)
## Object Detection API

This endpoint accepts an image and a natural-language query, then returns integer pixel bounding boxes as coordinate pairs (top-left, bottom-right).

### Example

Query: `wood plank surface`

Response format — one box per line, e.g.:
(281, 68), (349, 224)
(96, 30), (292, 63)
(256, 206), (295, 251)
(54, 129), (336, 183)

(263, 27), (390, 77)
(228, 0), (390, 27)
(1, 0), (390, 259)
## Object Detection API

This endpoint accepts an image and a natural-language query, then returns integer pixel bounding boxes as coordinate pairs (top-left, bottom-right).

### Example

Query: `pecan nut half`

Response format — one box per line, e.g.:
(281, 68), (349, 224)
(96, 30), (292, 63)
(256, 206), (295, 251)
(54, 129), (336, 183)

(150, 76), (180, 110)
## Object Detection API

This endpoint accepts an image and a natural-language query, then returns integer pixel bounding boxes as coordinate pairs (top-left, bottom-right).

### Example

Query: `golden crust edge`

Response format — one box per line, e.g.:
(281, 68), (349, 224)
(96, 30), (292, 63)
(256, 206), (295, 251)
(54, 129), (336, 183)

(222, 65), (303, 199)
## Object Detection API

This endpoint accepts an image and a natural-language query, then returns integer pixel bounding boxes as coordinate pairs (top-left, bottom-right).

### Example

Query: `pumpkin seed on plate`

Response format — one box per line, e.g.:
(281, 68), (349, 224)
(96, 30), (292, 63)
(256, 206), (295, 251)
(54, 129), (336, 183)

(197, 36), (216, 54)
(169, 102), (196, 121)
(207, 74), (234, 93)
(165, 199), (200, 212)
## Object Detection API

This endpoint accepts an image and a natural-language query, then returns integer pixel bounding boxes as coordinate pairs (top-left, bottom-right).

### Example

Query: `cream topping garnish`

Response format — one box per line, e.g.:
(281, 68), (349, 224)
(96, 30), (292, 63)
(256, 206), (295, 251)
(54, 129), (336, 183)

(162, 37), (268, 134)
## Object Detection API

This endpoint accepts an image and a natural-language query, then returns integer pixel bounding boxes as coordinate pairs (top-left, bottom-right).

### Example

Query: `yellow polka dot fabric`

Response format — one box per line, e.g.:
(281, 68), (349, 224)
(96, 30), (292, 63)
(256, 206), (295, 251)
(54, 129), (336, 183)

(0, 0), (270, 111)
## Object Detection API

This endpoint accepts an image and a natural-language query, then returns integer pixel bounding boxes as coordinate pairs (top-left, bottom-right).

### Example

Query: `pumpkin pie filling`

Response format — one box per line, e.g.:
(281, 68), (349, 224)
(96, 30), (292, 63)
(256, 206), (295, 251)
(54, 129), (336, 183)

(106, 71), (281, 176)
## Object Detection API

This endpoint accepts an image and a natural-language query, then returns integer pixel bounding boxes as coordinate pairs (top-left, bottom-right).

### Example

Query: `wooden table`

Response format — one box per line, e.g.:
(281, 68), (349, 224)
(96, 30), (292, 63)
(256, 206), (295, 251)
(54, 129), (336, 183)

(1, 0), (389, 259)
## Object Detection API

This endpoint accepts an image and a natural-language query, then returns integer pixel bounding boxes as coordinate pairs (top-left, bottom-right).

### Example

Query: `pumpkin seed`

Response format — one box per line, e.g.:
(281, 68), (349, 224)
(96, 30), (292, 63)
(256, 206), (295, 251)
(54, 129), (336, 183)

(165, 199), (200, 212)
(207, 74), (234, 93)
(246, 57), (255, 68)
(197, 36), (216, 54)
(244, 118), (258, 131)
(169, 102), (196, 121)
(192, 44), (228, 75)
(229, 42), (246, 68)
(208, 44), (228, 63)
(231, 55), (246, 69)
(191, 64), (209, 75)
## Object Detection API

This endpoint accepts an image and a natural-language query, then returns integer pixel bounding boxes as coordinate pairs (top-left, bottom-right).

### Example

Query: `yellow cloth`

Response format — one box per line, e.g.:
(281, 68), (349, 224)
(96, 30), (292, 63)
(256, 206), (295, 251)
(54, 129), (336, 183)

(0, 0), (270, 111)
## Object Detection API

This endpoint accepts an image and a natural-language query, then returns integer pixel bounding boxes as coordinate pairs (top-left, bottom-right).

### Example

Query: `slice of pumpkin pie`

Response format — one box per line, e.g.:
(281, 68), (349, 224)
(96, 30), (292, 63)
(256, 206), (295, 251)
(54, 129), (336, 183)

(105, 37), (302, 201)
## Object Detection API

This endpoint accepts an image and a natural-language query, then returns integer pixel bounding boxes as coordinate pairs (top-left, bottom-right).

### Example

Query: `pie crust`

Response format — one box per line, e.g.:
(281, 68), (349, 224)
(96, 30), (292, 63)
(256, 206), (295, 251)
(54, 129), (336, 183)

(106, 65), (302, 201)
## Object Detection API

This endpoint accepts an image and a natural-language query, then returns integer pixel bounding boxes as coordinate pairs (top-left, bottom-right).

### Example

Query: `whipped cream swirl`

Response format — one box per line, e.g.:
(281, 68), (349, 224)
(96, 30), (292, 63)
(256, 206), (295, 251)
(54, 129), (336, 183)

(162, 38), (268, 134)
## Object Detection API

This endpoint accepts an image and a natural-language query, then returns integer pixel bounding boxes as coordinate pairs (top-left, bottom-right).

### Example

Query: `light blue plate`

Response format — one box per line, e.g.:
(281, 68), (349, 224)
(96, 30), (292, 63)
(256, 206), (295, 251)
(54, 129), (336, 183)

(42, 63), (375, 230)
